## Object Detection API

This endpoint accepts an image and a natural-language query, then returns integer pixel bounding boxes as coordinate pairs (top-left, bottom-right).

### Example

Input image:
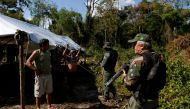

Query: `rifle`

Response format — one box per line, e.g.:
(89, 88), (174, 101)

(93, 58), (103, 70)
(105, 63), (129, 87)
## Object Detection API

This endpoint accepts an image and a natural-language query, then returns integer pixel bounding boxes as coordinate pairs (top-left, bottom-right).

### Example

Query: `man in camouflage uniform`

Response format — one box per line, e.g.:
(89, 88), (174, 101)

(100, 42), (118, 101)
(123, 33), (159, 109)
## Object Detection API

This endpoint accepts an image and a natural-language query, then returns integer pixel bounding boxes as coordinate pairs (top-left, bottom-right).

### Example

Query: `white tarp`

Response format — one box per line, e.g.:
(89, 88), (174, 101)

(0, 13), (81, 50)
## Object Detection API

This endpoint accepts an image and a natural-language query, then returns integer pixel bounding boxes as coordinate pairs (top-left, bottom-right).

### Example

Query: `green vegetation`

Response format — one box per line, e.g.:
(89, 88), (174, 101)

(88, 36), (190, 108)
(160, 58), (190, 108)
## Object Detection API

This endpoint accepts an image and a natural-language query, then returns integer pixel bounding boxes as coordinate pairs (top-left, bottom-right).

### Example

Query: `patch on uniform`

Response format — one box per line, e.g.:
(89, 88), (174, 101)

(123, 56), (144, 91)
(128, 65), (140, 79)
(127, 56), (143, 80)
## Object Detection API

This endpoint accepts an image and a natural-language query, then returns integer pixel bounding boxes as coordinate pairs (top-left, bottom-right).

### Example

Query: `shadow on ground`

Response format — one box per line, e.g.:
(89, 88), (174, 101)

(0, 63), (122, 108)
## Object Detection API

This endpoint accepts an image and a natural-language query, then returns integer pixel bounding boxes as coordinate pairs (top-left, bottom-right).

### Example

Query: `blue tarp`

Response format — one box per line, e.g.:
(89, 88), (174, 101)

(0, 14), (81, 50)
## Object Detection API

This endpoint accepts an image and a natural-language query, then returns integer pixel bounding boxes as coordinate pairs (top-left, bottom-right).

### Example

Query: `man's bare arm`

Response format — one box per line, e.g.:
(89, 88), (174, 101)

(76, 48), (81, 57)
(62, 44), (69, 56)
(25, 50), (38, 71)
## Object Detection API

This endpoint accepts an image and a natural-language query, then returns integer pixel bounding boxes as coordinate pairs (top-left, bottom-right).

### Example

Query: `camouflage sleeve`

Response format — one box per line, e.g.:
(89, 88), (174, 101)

(100, 52), (110, 67)
(123, 56), (143, 90)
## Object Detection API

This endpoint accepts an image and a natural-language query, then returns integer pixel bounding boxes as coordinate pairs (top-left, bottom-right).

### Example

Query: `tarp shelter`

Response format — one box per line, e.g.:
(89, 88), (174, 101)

(0, 13), (81, 50)
(0, 14), (84, 104)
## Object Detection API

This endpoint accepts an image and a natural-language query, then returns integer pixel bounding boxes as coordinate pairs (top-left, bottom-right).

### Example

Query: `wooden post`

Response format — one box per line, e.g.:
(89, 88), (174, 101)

(14, 30), (28, 109)
(18, 44), (25, 109)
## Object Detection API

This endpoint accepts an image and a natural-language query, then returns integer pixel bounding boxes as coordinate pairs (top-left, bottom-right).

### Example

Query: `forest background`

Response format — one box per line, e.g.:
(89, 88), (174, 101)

(1, 0), (190, 108)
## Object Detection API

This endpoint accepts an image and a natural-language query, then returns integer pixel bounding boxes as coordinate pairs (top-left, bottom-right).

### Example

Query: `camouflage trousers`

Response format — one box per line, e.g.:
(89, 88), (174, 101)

(126, 96), (158, 109)
(103, 71), (116, 99)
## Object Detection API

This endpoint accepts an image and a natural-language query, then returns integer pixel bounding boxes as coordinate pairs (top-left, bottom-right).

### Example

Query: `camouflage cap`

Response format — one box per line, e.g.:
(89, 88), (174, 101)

(128, 33), (150, 43)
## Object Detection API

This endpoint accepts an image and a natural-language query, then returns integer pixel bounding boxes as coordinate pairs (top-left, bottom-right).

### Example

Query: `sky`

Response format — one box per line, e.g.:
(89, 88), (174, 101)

(24, 0), (141, 20)
(55, 0), (87, 16)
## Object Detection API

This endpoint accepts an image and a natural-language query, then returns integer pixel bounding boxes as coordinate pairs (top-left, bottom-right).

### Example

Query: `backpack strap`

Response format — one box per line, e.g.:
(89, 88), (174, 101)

(147, 60), (159, 80)
(147, 52), (160, 80)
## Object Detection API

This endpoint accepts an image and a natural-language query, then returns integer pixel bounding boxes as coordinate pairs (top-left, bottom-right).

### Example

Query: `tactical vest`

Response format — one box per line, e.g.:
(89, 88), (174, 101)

(102, 49), (118, 71)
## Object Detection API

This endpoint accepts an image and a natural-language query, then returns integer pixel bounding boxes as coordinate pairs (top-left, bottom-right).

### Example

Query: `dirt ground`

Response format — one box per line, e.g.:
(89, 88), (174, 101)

(0, 95), (129, 109)
(0, 63), (130, 109)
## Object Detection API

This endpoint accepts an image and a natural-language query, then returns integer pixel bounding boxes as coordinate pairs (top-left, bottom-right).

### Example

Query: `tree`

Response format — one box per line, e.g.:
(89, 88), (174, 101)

(49, 8), (85, 45)
(83, 0), (100, 47)
(0, 0), (30, 20)
(28, 0), (55, 27)
(94, 0), (119, 45)
(159, 0), (190, 9)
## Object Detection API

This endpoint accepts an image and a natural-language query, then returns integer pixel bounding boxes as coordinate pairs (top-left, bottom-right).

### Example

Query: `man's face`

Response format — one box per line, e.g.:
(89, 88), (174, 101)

(42, 42), (49, 51)
(134, 41), (144, 54)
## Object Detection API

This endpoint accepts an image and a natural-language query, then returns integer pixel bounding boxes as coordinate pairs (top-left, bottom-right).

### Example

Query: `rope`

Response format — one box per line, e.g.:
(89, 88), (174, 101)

(78, 64), (94, 74)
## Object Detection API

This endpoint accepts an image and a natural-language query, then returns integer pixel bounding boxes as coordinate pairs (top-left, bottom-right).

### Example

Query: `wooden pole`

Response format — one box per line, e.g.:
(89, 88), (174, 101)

(19, 44), (25, 109)
(14, 30), (27, 109)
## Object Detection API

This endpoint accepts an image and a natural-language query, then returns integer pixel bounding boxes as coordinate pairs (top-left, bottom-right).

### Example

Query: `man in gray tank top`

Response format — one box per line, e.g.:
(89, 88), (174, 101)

(26, 39), (55, 109)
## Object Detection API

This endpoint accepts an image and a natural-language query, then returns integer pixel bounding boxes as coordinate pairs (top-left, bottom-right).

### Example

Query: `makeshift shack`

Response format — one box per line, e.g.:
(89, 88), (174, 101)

(0, 14), (85, 99)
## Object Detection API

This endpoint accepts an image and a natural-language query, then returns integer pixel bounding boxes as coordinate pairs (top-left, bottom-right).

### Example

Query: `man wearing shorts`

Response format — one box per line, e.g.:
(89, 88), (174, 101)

(26, 39), (55, 109)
